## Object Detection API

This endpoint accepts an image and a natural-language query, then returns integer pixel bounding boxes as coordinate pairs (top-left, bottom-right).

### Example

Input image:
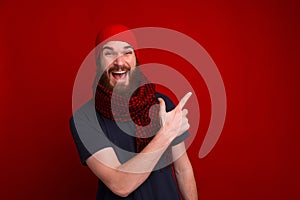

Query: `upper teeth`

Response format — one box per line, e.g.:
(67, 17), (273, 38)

(113, 71), (126, 74)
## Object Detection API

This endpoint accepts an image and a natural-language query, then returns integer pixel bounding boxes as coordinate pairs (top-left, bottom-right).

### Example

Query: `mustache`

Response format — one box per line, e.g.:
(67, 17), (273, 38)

(108, 65), (131, 73)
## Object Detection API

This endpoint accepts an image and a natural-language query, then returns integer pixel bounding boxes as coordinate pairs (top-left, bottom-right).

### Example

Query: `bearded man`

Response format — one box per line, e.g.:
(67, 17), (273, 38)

(70, 25), (197, 200)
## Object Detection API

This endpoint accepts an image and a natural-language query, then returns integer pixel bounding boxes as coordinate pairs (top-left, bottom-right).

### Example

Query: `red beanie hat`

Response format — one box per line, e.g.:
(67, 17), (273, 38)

(95, 24), (137, 49)
(95, 24), (138, 66)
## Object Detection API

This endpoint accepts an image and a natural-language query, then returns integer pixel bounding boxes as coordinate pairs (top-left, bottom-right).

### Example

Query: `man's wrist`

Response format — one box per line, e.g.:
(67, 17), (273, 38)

(156, 126), (177, 145)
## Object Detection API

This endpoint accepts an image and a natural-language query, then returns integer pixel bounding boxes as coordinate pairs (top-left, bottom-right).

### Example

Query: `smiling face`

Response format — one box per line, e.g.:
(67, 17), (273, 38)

(99, 41), (137, 91)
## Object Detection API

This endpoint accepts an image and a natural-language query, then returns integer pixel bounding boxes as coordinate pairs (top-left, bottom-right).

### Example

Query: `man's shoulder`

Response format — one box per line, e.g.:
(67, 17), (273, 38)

(155, 92), (172, 101)
(70, 99), (96, 122)
(155, 92), (175, 112)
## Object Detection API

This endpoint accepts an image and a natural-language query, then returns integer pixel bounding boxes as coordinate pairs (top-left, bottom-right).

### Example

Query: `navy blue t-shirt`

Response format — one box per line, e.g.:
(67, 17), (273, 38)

(70, 93), (189, 200)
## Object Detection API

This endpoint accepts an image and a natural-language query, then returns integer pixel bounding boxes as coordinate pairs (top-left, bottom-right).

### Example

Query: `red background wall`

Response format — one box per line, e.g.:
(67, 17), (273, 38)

(1, 0), (299, 199)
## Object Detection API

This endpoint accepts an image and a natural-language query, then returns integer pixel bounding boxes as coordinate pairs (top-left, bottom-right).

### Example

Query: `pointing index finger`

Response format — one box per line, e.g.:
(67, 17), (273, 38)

(179, 92), (192, 109)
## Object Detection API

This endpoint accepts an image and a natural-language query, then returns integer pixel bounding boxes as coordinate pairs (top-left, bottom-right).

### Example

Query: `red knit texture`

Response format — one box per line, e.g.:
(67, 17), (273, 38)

(95, 78), (160, 153)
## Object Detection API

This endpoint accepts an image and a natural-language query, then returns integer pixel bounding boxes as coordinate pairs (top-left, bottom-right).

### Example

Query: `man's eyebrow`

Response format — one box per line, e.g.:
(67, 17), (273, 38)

(124, 45), (134, 49)
(102, 45), (133, 50)
(102, 46), (114, 50)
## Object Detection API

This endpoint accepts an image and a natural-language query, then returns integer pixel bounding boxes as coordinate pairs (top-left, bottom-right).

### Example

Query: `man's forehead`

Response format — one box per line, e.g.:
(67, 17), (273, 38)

(102, 41), (134, 50)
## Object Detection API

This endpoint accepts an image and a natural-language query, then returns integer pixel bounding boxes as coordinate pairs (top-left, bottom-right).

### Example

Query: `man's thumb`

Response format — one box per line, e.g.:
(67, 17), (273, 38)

(158, 98), (166, 113)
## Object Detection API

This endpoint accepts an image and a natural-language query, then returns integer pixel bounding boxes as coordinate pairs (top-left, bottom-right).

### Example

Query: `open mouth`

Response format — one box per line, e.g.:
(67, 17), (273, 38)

(111, 70), (128, 81)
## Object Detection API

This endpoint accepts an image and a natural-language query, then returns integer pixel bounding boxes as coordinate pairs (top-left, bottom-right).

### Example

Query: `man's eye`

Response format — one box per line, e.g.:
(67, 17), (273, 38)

(104, 52), (112, 56)
(125, 51), (133, 55)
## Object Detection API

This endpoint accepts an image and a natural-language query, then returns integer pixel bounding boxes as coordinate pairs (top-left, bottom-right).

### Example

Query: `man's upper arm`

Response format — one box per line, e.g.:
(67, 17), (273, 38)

(70, 102), (111, 165)
(172, 141), (190, 169)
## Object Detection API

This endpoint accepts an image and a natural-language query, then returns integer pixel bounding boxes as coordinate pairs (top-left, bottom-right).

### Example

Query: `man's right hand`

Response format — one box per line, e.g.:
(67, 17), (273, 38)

(158, 92), (192, 138)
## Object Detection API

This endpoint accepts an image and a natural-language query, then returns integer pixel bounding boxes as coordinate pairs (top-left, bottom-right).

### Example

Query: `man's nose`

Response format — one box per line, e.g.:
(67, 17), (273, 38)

(113, 55), (125, 66)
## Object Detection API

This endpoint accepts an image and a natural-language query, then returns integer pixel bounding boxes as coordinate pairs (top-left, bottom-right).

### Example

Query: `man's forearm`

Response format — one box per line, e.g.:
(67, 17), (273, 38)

(176, 167), (198, 200)
(117, 126), (175, 173)
(89, 126), (177, 197)
(173, 143), (198, 200)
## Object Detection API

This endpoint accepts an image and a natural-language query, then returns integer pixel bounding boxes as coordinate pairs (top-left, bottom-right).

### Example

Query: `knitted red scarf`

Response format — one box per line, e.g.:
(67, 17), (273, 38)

(95, 77), (161, 153)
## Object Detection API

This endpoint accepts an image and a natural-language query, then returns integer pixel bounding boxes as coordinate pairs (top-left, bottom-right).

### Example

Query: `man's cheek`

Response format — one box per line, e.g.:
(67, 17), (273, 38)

(101, 59), (112, 69)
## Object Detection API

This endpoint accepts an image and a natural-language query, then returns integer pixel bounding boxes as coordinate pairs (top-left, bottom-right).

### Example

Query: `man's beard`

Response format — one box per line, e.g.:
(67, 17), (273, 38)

(97, 66), (144, 97)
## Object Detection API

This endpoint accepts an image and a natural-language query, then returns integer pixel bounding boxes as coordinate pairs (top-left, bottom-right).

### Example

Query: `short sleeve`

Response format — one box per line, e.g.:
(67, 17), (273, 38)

(69, 101), (111, 165)
(155, 93), (190, 146)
